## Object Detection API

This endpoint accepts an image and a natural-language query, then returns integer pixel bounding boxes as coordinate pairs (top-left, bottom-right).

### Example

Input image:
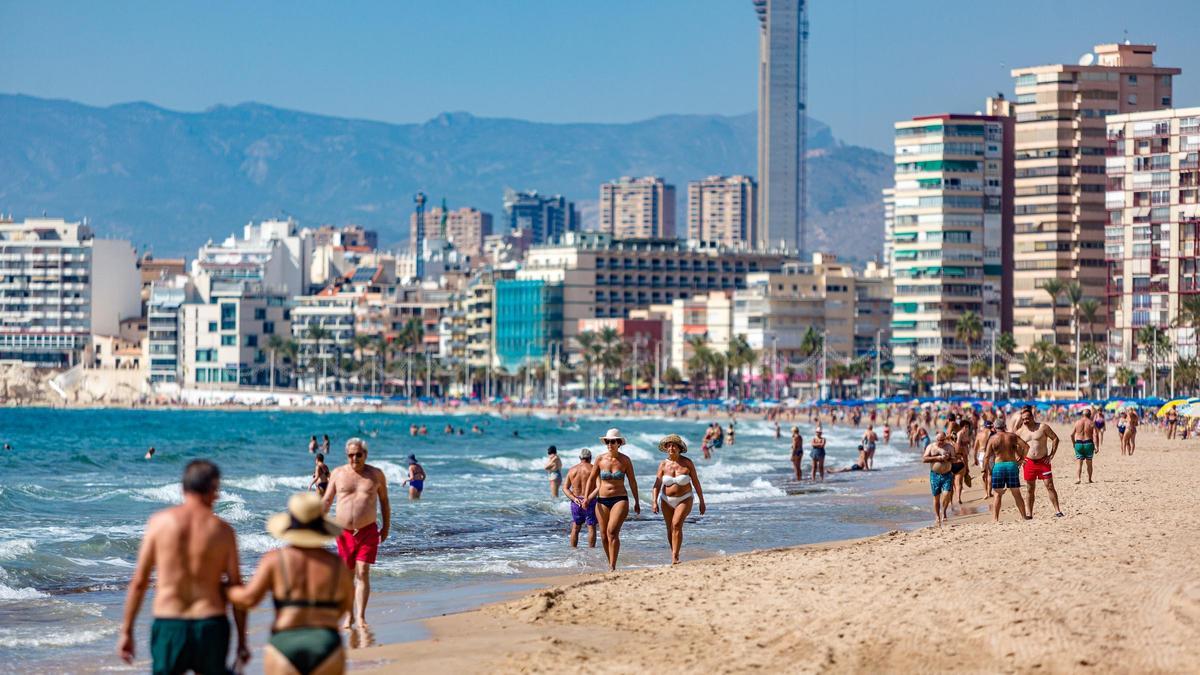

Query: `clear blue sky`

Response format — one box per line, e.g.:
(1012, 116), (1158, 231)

(2, 0), (1198, 151)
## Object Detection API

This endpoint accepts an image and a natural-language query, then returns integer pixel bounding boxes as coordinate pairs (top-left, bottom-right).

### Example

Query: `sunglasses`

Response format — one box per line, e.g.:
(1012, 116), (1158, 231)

(604, 439), (622, 444)
(347, 452), (365, 459)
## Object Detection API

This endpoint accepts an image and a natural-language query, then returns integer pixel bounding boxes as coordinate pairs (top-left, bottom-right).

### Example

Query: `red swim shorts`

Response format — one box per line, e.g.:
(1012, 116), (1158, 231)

(337, 522), (379, 567)
(1023, 457), (1052, 482)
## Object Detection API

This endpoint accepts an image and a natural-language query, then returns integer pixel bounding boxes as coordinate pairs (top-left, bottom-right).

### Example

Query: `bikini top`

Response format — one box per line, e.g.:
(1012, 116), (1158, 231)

(661, 474), (692, 487)
(273, 548), (342, 611)
(600, 469), (626, 481)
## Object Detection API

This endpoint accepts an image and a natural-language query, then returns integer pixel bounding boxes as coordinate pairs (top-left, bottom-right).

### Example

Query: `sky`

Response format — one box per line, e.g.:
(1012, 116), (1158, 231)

(2, 0), (1199, 151)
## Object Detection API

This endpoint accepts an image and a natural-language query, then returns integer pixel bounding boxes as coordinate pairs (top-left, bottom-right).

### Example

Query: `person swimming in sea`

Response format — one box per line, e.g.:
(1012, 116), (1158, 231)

(308, 436), (318, 454)
(403, 455), (426, 499)
(145, 446), (156, 460)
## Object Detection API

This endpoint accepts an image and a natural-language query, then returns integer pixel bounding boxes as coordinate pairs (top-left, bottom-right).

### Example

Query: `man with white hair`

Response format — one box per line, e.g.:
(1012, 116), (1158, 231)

(322, 437), (390, 627)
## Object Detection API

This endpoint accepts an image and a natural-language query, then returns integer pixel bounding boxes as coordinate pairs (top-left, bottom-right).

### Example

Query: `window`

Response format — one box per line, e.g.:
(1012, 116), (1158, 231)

(221, 335), (236, 346)
(245, 335), (258, 347)
(254, 308), (266, 320)
(1127, 74), (1138, 85)
(220, 303), (237, 330)
(263, 321), (275, 335)
(207, 321), (217, 332)
(1127, 94), (1138, 105)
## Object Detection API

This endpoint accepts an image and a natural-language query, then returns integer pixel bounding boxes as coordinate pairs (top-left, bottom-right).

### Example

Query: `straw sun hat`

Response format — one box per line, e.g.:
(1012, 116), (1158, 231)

(267, 492), (343, 548)
(599, 428), (626, 444)
(658, 434), (688, 454)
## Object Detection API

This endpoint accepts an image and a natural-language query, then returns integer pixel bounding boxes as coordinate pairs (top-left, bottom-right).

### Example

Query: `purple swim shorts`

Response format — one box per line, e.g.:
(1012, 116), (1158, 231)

(571, 500), (598, 527)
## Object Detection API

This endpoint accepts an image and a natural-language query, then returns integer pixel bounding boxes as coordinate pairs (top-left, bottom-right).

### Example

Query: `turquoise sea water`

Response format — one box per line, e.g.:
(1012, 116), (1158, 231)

(0, 407), (927, 671)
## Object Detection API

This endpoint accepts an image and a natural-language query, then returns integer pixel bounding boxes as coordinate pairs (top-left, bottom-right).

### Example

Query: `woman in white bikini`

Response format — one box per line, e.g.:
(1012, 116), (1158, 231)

(651, 434), (706, 565)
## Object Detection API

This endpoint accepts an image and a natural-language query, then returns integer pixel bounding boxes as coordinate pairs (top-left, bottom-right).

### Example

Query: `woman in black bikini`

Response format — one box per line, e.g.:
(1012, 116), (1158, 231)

(790, 427), (804, 481)
(587, 428), (640, 571)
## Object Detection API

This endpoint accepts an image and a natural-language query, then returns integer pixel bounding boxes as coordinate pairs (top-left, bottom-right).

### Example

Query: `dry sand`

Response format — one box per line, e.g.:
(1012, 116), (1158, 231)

(355, 422), (1200, 673)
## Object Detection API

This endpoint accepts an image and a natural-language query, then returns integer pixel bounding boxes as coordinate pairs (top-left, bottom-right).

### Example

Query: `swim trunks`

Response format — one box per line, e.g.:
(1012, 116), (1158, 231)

(1073, 441), (1095, 460)
(1023, 456), (1052, 481)
(929, 470), (954, 496)
(336, 522), (379, 568)
(991, 461), (1021, 490)
(570, 499), (598, 527)
(151, 616), (229, 675)
(867, 442), (877, 452)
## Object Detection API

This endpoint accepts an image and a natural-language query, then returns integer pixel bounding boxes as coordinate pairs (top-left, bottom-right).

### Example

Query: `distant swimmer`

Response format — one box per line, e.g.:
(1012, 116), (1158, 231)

(308, 436), (318, 454)
(810, 429), (827, 481)
(145, 446), (155, 460)
(790, 427), (804, 481)
(652, 434), (705, 565)
(418, 425), (428, 436)
(410, 424), (419, 437)
(321, 435), (331, 453)
(118, 460), (249, 671)
(774, 421), (781, 439)
(563, 449), (598, 548)
(922, 431), (955, 526)
(471, 424), (482, 434)
(544, 446), (563, 498)
(444, 424), (454, 434)
(3, 442), (10, 451)
(404, 455), (425, 499)
(1072, 407), (1098, 485)
(310, 453), (330, 497)
(1015, 405), (1063, 517)
(984, 418), (1031, 522)
(587, 428), (640, 571)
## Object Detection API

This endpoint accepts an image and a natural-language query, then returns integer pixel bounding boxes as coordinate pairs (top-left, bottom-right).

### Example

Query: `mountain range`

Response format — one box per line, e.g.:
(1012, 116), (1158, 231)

(0, 93), (890, 261)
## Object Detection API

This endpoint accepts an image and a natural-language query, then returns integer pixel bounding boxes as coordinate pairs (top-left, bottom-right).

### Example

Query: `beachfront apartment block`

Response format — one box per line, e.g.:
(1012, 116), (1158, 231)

(687, 175), (758, 247)
(290, 295), (355, 392)
(599, 176), (677, 240)
(1011, 42), (1180, 353)
(193, 218), (310, 298)
(881, 187), (896, 274)
(1104, 107), (1200, 366)
(0, 218), (140, 367)
(177, 281), (291, 388)
(503, 190), (580, 245)
(514, 232), (787, 357)
(146, 279), (189, 385)
(492, 279), (564, 372)
(410, 206), (494, 262)
(889, 105), (1014, 378)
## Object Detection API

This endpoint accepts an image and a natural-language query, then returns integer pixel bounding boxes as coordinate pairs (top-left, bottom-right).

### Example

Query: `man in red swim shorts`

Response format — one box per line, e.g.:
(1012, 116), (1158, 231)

(322, 437), (390, 627)
(1014, 406), (1064, 518)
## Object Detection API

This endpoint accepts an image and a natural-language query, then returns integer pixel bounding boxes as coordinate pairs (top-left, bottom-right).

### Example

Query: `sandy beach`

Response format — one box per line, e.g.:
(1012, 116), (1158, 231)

(353, 421), (1200, 673)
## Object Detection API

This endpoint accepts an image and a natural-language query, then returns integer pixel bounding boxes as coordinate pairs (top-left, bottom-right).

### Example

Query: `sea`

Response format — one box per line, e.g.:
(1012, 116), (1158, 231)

(0, 407), (929, 673)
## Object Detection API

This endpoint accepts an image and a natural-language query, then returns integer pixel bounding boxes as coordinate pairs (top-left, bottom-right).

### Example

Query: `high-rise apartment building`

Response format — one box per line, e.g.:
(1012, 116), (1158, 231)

(409, 206), (493, 260)
(889, 104), (1014, 377)
(754, 0), (808, 253)
(687, 175), (757, 245)
(1011, 43), (1179, 352)
(1105, 107), (1200, 366)
(599, 177), (676, 239)
(881, 187), (896, 273)
(503, 190), (580, 245)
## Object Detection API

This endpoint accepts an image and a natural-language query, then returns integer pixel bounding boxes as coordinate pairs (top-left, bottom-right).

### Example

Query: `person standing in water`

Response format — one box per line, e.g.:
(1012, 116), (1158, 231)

(310, 453), (330, 498)
(308, 436), (318, 454)
(544, 446), (563, 498)
(118, 460), (249, 672)
(321, 438), (389, 628)
(587, 428), (640, 571)
(790, 427), (804, 481)
(321, 435), (331, 453)
(652, 434), (705, 565)
(145, 446), (156, 460)
(862, 425), (879, 470)
(810, 429), (827, 480)
(404, 455), (426, 499)
(563, 449), (598, 548)
(228, 493), (352, 674)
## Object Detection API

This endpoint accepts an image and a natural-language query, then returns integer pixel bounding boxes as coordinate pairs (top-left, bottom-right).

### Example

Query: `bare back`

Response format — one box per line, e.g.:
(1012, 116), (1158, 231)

(986, 431), (1028, 464)
(327, 464), (384, 530)
(146, 504), (237, 618)
(565, 462), (592, 499)
(1072, 417), (1096, 444)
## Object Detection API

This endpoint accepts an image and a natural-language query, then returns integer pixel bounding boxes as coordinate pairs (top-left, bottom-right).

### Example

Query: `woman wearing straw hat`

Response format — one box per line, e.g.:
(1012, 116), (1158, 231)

(228, 493), (353, 674)
(586, 428), (640, 571)
(652, 434), (705, 565)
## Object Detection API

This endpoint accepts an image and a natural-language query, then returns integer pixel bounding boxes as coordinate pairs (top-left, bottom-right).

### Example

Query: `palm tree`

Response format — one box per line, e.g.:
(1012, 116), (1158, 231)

(1064, 281), (1084, 390)
(798, 326), (824, 398)
(1136, 325), (1171, 397)
(1078, 299), (1101, 345)
(996, 332), (1016, 397)
(937, 364), (958, 391)
(726, 334), (756, 399)
(955, 311), (983, 391)
(662, 366), (683, 393)
(1031, 339), (1057, 390)
(304, 323), (332, 392)
(575, 330), (599, 398)
(911, 363), (931, 397)
(1174, 294), (1200, 365)
(266, 334), (290, 391)
(1113, 366), (1136, 397)
(1020, 352), (1048, 396)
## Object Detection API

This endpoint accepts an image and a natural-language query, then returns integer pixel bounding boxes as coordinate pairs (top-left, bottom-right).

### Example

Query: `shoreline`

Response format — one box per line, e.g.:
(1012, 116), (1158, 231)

(350, 422), (1200, 673)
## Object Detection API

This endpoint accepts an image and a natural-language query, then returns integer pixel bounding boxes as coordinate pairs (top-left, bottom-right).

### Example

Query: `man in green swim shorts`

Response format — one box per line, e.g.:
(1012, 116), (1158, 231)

(983, 418), (1031, 523)
(1071, 408), (1098, 484)
(119, 460), (249, 673)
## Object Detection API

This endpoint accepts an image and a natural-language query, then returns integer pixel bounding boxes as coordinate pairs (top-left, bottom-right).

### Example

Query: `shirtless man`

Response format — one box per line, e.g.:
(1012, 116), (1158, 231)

(118, 460), (249, 672)
(975, 417), (996, 498)
(1072, 407), (1099, 484)
(322, 437), (390, 627)
(984, 419), (1031, 522)
(563, 449), (598, 548)
(922, 431), (956, 526)
(1015, 405), (1064, 518)
(1123, 409), (1139, 455)
(861, 426), (879, 470)
(952, 418), (974, 505)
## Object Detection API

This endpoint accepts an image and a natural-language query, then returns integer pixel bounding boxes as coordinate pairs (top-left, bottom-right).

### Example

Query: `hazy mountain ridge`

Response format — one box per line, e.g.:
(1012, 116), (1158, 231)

(0, 93), (889, 260)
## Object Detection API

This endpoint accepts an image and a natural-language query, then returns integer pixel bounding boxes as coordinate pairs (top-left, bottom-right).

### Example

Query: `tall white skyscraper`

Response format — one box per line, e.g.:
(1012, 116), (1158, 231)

(754, 0), (808, 253)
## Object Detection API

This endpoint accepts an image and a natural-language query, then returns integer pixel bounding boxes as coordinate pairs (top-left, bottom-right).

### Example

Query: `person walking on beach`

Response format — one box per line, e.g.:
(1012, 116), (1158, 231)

(1015, 406), (1064, 518)
(545, 446), (563, 498)
(404, 455), (426, 499)
(1072, 408), (1099, 484)
(790, 427), (804, 481)
(652, 434), (705, 565)
(564, 449), (598, 548)
(1092, 410), (1106, 449)
(118, 460), (249, 672)
(308, 436), (318, 454)
(310, 454), (330, 498)
(922, 431), (955, 526)
(322, 438), (390, 628)
(862, 426), (878, 470)
(587, 428), (640, 571)
(810, 429), (827, 480)
(228, 493), (352, 674)
(1123, 409), (1139, 455)
(984, 420), (1031, 522)
(976, 419), (996, 498)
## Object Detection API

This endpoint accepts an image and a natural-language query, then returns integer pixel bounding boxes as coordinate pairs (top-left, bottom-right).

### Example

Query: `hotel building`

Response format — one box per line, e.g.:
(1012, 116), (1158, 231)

(599, 176), (676, 239)
(687, 175), (757, 246)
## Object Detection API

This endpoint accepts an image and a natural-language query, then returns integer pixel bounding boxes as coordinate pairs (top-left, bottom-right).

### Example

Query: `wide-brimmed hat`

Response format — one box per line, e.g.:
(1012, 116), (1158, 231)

(407, 454), (419, 465)
(266, 493), (343, 548)
(599, 428), (625, 444)
(658, 434), (688, 454)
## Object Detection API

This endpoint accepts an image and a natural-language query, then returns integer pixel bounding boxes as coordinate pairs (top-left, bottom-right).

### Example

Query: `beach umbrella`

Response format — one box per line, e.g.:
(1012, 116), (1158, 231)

(1104, 400), (1125, 411)
(1177, 402), (1200, 417)
(1156, 398), (1199, 417)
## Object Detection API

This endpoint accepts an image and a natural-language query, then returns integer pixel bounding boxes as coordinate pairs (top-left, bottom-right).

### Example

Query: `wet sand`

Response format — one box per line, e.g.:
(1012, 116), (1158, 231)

(352, 422), (1200, 673)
